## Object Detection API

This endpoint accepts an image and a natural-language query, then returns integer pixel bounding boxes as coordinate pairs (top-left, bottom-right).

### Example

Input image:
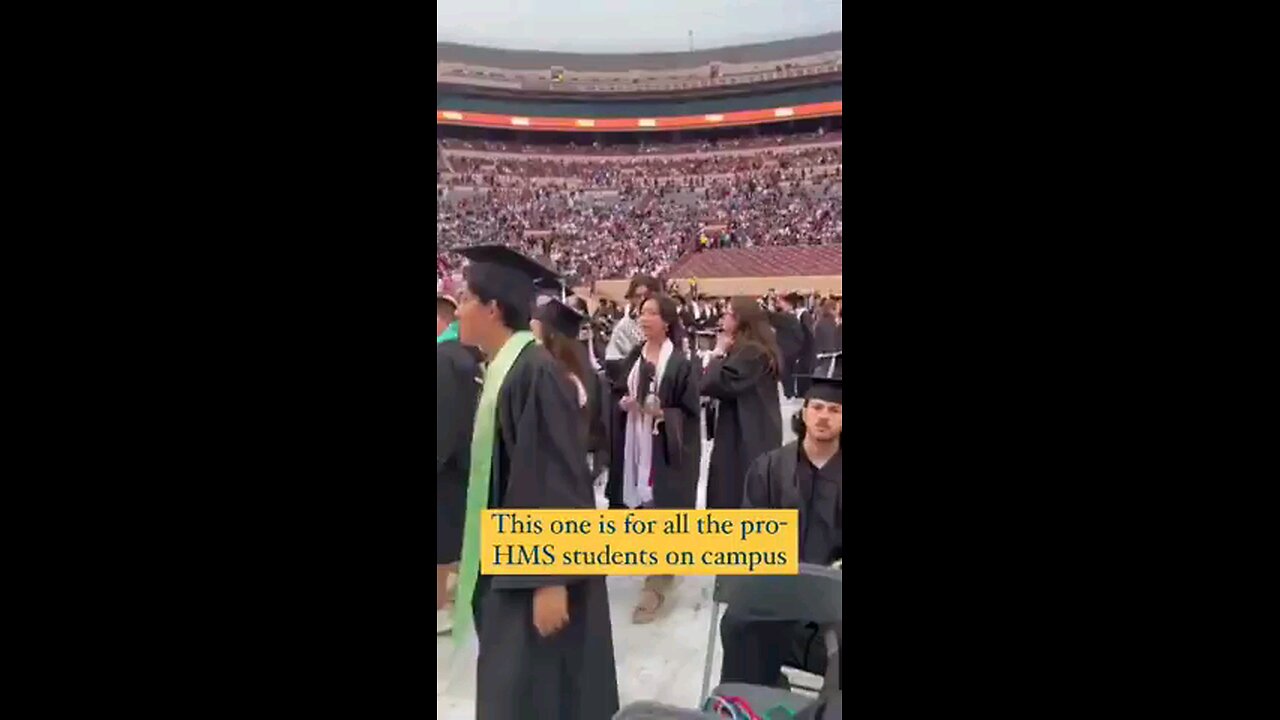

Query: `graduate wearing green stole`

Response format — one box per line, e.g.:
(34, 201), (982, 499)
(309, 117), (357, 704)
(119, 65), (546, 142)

(449, 245), (618, 720)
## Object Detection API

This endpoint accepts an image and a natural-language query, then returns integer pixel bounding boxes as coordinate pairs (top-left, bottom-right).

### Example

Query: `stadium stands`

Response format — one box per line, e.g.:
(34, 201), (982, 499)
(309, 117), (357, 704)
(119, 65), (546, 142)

(435, 35), (843, 285)
(439, 130), (840, 156)
(437, 33), (841, 94)
(442, 146), (841, 185)
(436, 141), (451, 172)
(436, 129), (841, 283)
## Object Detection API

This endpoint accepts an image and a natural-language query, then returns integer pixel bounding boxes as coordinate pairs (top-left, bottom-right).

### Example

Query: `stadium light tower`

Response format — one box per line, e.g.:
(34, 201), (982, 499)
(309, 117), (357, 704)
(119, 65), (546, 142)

(688, 30), (693, 52)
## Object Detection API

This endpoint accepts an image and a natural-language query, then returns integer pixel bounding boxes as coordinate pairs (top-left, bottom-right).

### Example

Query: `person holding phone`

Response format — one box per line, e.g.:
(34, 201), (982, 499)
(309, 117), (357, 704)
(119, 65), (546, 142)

(608, 293), (701, 623)
(701, 297), (784, 509)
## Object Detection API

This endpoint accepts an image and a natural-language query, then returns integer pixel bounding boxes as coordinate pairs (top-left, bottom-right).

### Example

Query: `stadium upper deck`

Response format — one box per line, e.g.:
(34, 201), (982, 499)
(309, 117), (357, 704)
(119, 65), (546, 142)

(437, 32), (840, 97)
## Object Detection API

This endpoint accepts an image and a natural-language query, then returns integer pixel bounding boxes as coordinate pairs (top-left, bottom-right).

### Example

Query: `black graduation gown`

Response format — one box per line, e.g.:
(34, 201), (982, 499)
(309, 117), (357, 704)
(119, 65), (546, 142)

(700, 345), (783, 509)
(743, 443), (843, 566)
(770, 311), (804, 396)
(606, 345), (701, 509)
(813, 317), (841, 356)
(796, 310), (816, 396)
(473, 343), (619, 720)
(602, 355), (630, 509)
(678, 308), (698, 353)
(569, 340), (608, 477)
(436, 339), (482, 564)
(720, 442), (843, 689)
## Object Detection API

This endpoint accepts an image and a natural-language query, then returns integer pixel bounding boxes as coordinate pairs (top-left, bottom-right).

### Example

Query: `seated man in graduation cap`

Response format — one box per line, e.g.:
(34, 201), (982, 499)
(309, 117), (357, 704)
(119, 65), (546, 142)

(719, 374), (843, 691)
(452, 245), (619, 719)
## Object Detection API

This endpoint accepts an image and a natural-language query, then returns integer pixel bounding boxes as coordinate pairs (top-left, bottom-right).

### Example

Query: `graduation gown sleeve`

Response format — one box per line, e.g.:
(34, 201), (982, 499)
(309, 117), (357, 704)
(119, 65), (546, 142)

(476, 347), (620, 720)
(742, 452), (772, 509)
(700, 345), (783, 509)
(436, 352), (461, 476)
(742, 445), (800, 509)
(814, 318), (842, 356)
(701, 345), (771, 398)
(651, 354), (701, 508)
(491, 352), (593, 590)
(437, 342), (479, 565)
(659, 356), (701, 469)
(742, 450), (768, 507)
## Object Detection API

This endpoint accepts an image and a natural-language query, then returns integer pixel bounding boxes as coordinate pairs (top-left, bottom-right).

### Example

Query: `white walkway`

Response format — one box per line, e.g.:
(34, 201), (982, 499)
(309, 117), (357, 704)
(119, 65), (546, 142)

(437, 393), (806, 718)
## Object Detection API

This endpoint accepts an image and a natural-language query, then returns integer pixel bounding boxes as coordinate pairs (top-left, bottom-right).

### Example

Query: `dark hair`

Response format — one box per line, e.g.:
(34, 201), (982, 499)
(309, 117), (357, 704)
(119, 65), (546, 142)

(464, 268), (530, 330)
(625, 275), (661, 299)
(540, 326), (587, 393)
(640, 294), (685, 346)
(494, 299), (530, 331)
(728, 297), (781, 377)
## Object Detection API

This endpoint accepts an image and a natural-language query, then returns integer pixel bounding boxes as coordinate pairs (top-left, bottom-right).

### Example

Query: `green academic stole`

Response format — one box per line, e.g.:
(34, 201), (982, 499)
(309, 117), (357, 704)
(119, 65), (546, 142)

(452, 331), (535, 644)
(436, 321), (459, 345)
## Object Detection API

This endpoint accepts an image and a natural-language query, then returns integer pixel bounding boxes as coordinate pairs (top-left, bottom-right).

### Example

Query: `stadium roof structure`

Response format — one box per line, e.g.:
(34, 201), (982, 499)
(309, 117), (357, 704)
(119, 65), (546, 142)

(436, 32), (841, 72)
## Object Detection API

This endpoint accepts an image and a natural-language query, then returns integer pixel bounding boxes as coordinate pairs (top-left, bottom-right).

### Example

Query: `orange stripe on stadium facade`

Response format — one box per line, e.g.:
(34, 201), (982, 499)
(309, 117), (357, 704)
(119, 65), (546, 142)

(435, 101), (842, 132)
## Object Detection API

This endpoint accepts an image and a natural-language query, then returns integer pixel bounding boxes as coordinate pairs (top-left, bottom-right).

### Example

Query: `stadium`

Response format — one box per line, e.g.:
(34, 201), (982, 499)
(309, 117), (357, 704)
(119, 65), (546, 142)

(436, 30), (842, 301)
(437, 12), (843, 719)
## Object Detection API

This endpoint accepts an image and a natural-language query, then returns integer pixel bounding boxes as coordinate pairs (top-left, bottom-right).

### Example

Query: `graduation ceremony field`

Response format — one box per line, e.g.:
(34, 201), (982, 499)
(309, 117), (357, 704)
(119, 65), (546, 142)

(437, 392), (810, 718)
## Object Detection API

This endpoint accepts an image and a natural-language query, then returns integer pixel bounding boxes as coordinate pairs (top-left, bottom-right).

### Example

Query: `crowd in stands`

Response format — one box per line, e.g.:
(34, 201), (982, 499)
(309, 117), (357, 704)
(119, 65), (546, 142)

(437, 179), (840, 284)
(442, 146), (841, 188)
(438, 129), (840, 156)
(435, 141), (449, 172)
(435, 127), (842, 285)
(437, 187), (705, 283)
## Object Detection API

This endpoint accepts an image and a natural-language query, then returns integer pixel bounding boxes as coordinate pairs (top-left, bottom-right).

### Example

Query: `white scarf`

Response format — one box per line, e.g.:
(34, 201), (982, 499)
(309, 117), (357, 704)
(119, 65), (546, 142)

(622, 339), (673, 509)
(587, 335), (601, 371)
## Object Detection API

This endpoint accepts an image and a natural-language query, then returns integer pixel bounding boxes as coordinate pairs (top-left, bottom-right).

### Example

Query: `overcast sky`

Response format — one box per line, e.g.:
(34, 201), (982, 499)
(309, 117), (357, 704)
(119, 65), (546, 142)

(437, 0), (841, 53)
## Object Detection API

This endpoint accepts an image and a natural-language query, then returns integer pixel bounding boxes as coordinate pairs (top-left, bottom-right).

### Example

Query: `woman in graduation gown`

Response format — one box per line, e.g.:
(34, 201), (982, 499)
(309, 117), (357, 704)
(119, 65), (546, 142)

(454, 245), (619, 720)
(607, 293), (701, 623)
(532, 296), (591, 412)
(566, 295), (610, 483)
(701, 297), (783, 509)
(532, 295), (609, 481)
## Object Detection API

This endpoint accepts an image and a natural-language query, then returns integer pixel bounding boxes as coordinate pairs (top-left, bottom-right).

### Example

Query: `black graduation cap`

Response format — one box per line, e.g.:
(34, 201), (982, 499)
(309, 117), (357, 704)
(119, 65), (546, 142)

(458, 245), (563, 324)
(533, 296), (585, 338)
(803, 374), (842, 404)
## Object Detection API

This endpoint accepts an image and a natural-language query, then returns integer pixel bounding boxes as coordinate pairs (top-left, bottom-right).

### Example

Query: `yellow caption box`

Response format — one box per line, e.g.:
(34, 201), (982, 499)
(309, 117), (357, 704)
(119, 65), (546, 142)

(480, 509), (798, 576)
